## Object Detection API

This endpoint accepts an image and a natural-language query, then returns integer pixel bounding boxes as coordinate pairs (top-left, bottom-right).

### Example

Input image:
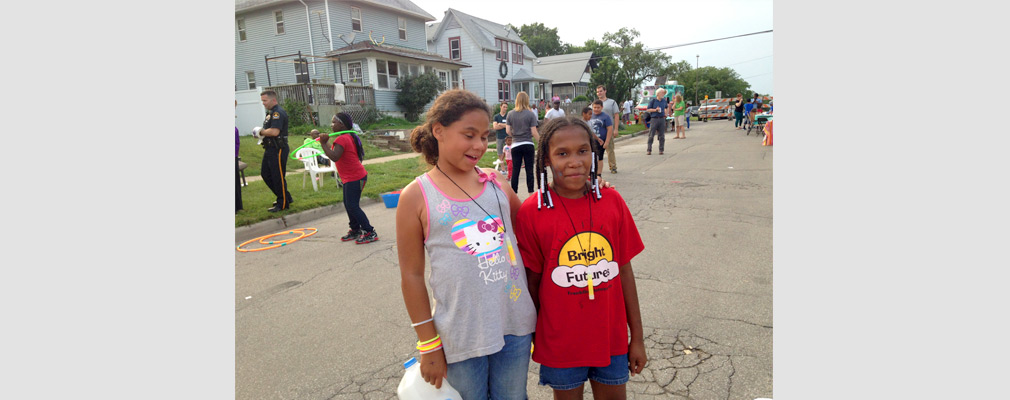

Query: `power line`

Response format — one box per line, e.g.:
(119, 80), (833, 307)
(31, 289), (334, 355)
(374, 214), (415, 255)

(645, 30), (773, 52)
(724, 55), (773, 67)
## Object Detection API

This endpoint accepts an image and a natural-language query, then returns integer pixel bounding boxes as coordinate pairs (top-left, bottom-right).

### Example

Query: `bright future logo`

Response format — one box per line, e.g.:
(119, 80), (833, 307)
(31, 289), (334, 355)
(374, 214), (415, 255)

(551, 232), (619, 288)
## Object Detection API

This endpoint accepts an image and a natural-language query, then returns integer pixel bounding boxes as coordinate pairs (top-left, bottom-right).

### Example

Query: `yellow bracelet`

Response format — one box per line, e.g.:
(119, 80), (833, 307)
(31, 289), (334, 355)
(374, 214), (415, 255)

(417, 339), (442, 351)
(417, 335), (440, 346)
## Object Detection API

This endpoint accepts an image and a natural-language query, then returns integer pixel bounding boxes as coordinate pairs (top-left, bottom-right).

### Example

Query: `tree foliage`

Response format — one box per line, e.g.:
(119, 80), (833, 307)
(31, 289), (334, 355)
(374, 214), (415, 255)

(509, 22), (566, 57)
(587, 28), (669, 103)
(395, 71), (443, 122)
(672, 66), (752, 105)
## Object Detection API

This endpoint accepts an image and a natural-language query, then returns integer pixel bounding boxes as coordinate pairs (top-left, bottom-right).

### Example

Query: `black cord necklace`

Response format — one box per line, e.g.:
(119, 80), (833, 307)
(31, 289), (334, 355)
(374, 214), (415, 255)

(552, 182), (596, 300)
(435, 164), (507, 232)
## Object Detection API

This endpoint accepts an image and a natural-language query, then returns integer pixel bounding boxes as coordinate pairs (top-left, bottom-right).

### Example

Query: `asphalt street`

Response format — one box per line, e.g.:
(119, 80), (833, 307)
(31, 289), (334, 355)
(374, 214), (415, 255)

(235, 118), (773, 400)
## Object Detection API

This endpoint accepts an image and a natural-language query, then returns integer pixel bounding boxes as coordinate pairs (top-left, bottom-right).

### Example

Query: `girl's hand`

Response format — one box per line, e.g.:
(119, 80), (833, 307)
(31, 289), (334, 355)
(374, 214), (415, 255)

(628, 340), (647, 376)
(419, 349), (448, 389)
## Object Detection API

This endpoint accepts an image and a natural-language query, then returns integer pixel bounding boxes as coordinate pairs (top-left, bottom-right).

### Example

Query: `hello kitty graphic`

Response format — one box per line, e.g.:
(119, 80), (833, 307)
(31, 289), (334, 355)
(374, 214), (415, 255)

(450, 216), (505, 258)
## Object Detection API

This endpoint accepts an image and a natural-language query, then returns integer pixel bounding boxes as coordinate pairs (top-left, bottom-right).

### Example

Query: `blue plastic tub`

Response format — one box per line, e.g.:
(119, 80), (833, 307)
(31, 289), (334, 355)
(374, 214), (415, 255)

(381, 191), (401, 208)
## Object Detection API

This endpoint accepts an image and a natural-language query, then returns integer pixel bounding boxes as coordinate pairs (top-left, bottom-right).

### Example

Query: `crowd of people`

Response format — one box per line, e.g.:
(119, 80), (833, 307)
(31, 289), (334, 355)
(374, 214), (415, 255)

(237, 85), (774, 399)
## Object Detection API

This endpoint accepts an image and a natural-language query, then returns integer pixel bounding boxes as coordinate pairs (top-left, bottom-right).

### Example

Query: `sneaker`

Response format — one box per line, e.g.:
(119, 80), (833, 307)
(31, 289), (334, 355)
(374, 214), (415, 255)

(610, 168), (618, 174)
(341, 229), (362, 242)
(355, 230), (378, 244)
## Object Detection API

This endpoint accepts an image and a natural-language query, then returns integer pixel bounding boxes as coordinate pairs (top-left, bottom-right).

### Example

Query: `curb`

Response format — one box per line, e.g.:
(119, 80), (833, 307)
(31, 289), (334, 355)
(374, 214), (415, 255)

(235, 196), (385, 242)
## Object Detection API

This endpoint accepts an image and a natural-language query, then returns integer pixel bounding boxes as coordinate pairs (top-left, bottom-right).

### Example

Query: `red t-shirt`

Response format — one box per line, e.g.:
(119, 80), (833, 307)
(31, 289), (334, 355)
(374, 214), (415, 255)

(331, 134), (367, 182)
(514, 186), (644, 368)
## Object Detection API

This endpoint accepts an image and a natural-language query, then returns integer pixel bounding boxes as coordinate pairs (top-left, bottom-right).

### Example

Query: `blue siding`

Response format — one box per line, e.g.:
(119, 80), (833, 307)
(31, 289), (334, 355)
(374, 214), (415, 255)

(237, 0), (432, 91)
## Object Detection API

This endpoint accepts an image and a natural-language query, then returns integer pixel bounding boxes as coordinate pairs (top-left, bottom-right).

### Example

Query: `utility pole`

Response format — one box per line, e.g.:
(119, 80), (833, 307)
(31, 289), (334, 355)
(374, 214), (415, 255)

(695, 54), (699, 106)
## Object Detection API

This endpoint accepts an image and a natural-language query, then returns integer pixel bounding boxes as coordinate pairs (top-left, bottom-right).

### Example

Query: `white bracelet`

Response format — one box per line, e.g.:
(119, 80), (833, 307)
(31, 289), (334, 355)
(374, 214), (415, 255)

(419, 344), (443, 354)
(411, 317), (434, 327)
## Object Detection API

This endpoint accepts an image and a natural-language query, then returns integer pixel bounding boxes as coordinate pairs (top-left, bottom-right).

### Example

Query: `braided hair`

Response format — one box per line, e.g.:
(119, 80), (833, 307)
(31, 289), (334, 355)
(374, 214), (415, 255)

(334, 112), (365, 161)
(534, 116), (603, 210)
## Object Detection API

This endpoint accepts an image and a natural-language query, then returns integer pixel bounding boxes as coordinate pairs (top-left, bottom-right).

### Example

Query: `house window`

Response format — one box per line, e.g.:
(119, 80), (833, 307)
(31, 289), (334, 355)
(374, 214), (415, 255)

(376, 60), (399, 89)
(408, 64), (420, 77)
(448, 37), (461, 61)
(495, 38), (508, 62)
(246, 71), (256, 90)
(438, 71), (448, 92)
(294, 58), (309, 83)
(450, 70), (460, 90)
(274, 11), (285, 35)
(512, 43), (523, 64)
(351, 7), (362, 32)
(498, 79), (511, 102)
(237, 18), (246, 41)
(347, 62), (362, 84)
(398, 17), (406, 40)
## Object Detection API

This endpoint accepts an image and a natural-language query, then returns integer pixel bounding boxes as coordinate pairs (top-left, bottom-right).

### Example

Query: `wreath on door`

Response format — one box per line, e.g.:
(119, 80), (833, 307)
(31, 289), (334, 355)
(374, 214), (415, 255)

(499, 60), (508, 78)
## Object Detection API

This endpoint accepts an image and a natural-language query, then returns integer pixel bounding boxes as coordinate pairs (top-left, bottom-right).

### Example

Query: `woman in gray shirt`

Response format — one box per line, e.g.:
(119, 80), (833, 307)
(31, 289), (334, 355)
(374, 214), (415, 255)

(505, 91), (540, 194)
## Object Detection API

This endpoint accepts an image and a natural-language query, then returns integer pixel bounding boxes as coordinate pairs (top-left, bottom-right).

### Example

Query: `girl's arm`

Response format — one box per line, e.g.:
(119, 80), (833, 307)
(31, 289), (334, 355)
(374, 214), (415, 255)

(526, 269), (541, 312)
(619, 261), (647, 376)
(531, 125), (540, 143)
(395, 181), (448, 388)
(317, 135), (345, 162)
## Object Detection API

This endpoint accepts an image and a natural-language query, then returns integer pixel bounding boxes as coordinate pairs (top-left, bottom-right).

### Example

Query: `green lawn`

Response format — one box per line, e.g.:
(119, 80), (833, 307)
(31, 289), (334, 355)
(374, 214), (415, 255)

(239, 132), (396, 176)
(361, 116), (421, 131)
(236, 149), (500, 227)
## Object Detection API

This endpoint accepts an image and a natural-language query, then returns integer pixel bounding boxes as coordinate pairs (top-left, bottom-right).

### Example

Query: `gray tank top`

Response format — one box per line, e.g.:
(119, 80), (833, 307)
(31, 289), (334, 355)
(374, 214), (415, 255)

(417, 171), (537, 363)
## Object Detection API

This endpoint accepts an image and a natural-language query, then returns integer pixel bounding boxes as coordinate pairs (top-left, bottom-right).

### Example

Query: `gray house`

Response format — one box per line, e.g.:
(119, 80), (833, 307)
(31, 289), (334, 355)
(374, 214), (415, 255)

(533, 51), (597, 101)
(235, 0), (469, 115)
(425, 8), (551, 106)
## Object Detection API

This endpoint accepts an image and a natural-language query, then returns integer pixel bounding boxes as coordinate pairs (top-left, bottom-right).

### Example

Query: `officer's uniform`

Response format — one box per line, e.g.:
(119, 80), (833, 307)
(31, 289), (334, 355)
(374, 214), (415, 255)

(261, 104), (293, 210)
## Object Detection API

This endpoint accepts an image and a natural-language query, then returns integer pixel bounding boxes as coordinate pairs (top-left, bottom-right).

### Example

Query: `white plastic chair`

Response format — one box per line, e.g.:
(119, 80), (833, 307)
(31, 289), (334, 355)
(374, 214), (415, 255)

(295, 147), (339, 191)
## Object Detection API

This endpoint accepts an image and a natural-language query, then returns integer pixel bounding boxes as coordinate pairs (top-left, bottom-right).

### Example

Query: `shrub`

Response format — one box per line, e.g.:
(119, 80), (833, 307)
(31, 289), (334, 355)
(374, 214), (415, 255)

(573, 95), (589, 102)
(283, 98), (312, 126)
(396, 71), (443, 122)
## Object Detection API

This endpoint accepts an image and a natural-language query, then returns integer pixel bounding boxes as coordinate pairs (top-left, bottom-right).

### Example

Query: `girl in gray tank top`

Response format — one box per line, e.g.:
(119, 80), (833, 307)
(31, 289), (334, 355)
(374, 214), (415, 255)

(396, 89), (536, 398)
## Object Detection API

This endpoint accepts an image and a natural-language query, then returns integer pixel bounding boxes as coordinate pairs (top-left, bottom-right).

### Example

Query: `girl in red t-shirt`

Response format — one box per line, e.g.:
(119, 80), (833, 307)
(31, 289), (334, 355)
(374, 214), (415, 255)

(318, 112), (377, 244)
(514, 116), (647, 399)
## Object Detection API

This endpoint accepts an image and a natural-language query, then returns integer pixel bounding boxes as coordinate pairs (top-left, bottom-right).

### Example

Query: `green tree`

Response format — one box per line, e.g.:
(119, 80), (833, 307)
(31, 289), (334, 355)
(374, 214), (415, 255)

(509, 23), (565, 57)
(395, 72), (443, 122)
(588, 28), (670, 103)
(687, 66), (750, 101)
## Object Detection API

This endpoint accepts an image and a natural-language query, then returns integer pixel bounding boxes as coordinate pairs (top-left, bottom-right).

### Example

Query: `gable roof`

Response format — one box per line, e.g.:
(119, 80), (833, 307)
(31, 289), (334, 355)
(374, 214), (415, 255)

(236, 0), (435, 21)
(426, 8), (537, 59)
(532, 52), (594, 85)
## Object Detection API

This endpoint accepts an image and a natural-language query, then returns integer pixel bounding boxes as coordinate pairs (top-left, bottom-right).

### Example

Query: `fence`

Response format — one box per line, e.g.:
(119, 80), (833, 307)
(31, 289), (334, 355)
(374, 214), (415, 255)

(265, 83), (375, 108)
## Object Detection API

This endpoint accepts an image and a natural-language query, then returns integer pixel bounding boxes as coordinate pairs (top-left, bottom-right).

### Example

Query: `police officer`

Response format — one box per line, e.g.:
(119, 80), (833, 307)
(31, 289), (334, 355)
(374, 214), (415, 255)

(259, 90), (294, 212)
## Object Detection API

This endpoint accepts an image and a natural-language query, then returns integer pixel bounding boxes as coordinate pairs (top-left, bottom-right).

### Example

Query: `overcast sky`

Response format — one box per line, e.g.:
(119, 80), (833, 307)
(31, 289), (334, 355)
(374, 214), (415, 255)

(414, 0), (774, 96)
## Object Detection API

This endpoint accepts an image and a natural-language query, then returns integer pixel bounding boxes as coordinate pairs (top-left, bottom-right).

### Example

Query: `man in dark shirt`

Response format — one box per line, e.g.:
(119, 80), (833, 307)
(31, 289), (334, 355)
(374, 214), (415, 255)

(259, 90), (293, 212)
(493, 103), (509, 160)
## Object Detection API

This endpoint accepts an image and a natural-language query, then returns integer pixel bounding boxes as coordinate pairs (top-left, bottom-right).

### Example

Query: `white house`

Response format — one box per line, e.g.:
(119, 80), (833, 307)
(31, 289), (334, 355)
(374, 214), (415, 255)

(425, 8), (552, 106)
(534, 51), (597, 101)
(235, 0), (470, 116)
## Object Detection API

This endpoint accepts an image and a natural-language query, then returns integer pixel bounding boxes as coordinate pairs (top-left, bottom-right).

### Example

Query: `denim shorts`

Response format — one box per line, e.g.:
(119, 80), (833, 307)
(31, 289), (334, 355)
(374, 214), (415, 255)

(538, 354), (629, 390)
(445, 334), (532, 399)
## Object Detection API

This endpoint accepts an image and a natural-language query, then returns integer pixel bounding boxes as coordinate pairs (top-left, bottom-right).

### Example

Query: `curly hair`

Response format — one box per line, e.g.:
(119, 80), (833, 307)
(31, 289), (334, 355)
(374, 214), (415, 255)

(409, 89), (492, 166)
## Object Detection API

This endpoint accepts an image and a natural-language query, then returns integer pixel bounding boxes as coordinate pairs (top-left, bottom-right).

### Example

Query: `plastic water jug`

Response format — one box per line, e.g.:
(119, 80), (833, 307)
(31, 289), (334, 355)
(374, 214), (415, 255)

(396, 357), (463, 400)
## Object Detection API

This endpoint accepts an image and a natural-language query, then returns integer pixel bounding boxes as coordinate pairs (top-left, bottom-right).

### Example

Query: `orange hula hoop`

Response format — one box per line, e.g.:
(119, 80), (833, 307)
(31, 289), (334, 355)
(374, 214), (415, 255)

(237, 228), (318, 252)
